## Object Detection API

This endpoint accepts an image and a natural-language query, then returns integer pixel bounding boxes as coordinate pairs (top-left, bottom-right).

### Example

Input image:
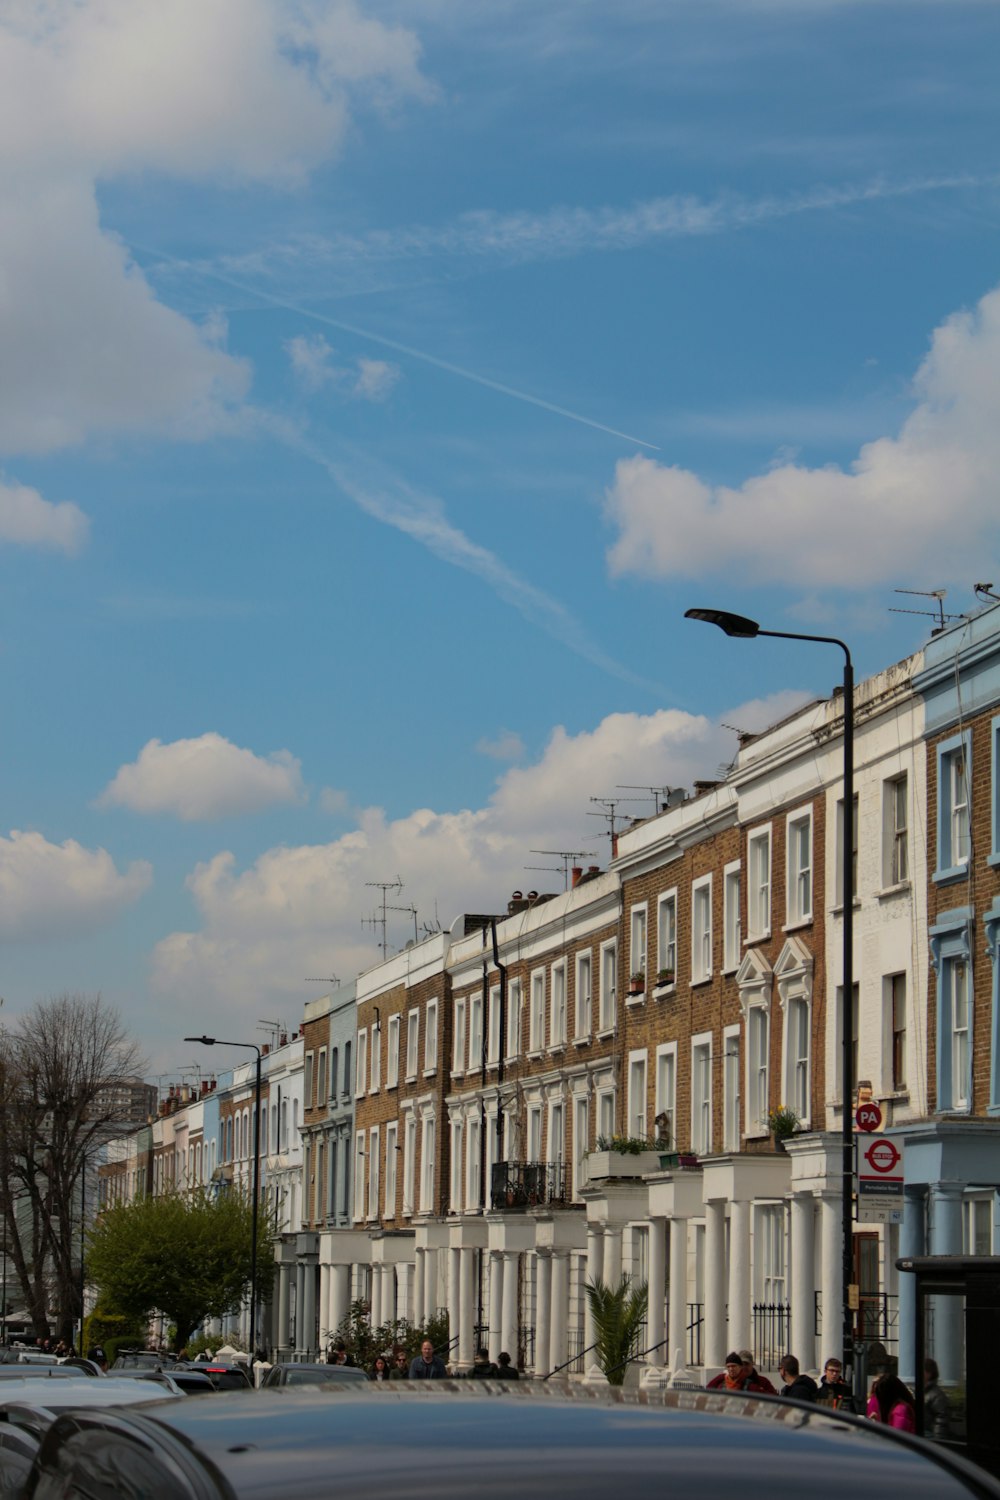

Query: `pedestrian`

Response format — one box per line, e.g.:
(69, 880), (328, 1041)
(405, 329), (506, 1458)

(371, 1355), (391, 1382)
(495, 1351), (519, 1380)
(389, 1350), (410, 1381)
(778, 1354), (817, 1402)
(738, 1349), (777, 1395)
(923, 1357), (951, 1440)
(409, 1338), (448, 1379)
(867, 1373), (916, 1432)
(707, 1351), (772, 1394)
(815, 1356), (858, 1413)
(327, 1339), (355, 1367)
(466, 1347), (499, 1379)
(90, 1345), (108, 1373)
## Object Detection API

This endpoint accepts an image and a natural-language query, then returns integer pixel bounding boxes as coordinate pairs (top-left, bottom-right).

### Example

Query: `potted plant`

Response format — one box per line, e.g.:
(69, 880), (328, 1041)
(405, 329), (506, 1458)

(628, 971), (645, 995)
(767, 1104), (800, 1151)
(655, 967), (675, 988)
(677, 1151), (699, 1168)
(653, 1113), (677, 1168)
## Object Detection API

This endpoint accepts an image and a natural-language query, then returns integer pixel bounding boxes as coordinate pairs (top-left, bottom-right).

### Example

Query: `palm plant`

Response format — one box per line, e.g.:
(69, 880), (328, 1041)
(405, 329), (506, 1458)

(584, 1274), (648, 1385)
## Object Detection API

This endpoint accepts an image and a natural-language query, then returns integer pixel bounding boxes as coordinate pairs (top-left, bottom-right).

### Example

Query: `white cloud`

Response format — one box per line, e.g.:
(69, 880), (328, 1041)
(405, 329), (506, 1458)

(286, 334), (400, 401)
(97, 734), (306, 822)
(0, 476), (88, 553)
(353, 357), (400, 401)
(150, 695), (804, 1024)
(605, 283), (1000, 589)
(0, 829), (151, 941)
(476, 730), (525, 761)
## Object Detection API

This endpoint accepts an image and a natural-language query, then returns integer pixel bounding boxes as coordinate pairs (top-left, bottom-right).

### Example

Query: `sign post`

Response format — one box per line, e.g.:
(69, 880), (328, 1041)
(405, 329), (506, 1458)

(857, 1133), (903, 1225)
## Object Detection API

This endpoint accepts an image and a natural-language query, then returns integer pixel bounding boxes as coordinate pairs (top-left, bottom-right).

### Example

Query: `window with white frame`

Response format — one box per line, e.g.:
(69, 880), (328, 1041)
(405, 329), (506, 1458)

(597, 1089), (615, 1142)
(746, 1002), (769, 1134)
(450, 1118), (464, 1212)
(425, 1000), (438, 1071)
(784, 996), (810, 1123)
(631, 903), (647, 978)
(343, 1041), (352, 1098)
(573, 1094), (589, 1197)
(757, 1204), (786, 1302)
(402, 1113), (416, 1216)
(353, 1132), (366, 1221)
(748, 827), (771, 939)
(548, 1102), (564, 1164)
(723, 1026), (741, 1151)
(368, 1127), (380, 1220)
(786, 809), (813, 924)
(575, 952), (592, 1039)
(529, 970), (546, 1053)
(723, 863), (741, 971)
(386, 1015), (400, 1088)
(371, 1024), (381, 1093)
(655, 1044), (676, 1148)
(506, 978), (522, 1059)
(317, 1048), (327, 1105)
(599, 940), (617, 1031)
(464, 1116), (480, 1210)
(628, 1051), (648, 1139)
(385, 1122), (397, 1220)
(305, 1051), (314, 1107)
(691, 1036), (712, 1155)
(835, 795), (859, 905)
(488, 985), (501, 1065)
(936, 733), (972, 878)
(834, 983), (860, 1105)
(330, 1048), (339, 1101)
(405, 1010), (419, 1080)
(527, 1104), (543, 1161)
(963, 1194), (995, 1256)
(949, 956), (971, 1110)
(453, 997), (467, 1074)
(885, 972), (907, 1092)
(469, 992), (483, 1071)
(550, 961), (567, 1047)
(657, 891), (677, 979)
(883, 773), (909, 886)
(419, 1115), (436, 1212)
(692, 876), (712, 983)
(355, 1029), (368, 1097)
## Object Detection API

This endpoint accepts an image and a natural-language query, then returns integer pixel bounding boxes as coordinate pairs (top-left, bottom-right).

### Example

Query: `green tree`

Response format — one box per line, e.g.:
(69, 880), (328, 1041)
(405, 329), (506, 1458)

(585, 1274), (648, 1386)
(86, 1188), (273, 1352)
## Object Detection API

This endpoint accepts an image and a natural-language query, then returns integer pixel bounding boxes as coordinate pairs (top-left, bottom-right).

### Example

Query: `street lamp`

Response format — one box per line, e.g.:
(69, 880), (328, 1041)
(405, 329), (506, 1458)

(685, 607), (857, 1384)
(185, 1036), (263, 1359)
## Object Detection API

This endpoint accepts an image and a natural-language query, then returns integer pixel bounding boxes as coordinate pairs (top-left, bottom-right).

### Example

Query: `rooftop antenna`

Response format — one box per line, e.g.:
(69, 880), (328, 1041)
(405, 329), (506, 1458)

(975, 582), (1000, 604)
(588, 796), (623, 850)
(363, 876), (404, 959)
(616, 784), (679, 817)
(528, 849), (590, 890)
(257, 1018), (285, 1050)
(388, 902), (419, 946)
(889, 587), (961, 634)
(305, 974), (340, 988)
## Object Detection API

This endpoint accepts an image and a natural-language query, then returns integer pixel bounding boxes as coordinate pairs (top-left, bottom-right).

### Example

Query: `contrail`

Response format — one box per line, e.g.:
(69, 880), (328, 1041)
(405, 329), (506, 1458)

(133, 244), (659, 450)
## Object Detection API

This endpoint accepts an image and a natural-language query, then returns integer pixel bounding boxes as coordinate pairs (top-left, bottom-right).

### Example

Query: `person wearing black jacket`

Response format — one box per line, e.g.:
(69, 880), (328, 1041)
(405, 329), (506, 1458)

(409, 1339), (448, 1379)
(779, 1354), (818, 1402)
(496, 1351), (519, 1379)
(815, 1357), (859, 1413)
(466, 1347), (499, 1379)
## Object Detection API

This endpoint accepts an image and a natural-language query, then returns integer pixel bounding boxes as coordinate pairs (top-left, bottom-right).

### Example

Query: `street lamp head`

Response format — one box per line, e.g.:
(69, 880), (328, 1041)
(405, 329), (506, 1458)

(184, 1036), (216, 1046)
(684, 607), (761, 639)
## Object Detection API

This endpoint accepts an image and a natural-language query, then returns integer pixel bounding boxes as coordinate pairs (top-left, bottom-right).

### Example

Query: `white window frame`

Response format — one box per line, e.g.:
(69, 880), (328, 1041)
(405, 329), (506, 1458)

(628, 1050), (648, 1140)
(599, 939), (617, 1032)
(419, 1114), (436, 1213)
(782, 994), (811, 1126)
(386, 1014), (400, 1088)
(304, 1050), (315, 1108)
(657, 890), (677, 981)
(786, 807), (813, 926)
(468, 991), (483, 1072)
(631, 902), (648, 979)
(573, 1094), (590, 1200)
(692, 874), (712, 984)
(317, 1047), (327, 1106)
(385, 1122), (397, 1220)
(835, 794), (859, 906)
(597, 1088), (616, 1143)
(453, 997), (467, 1076)
(550, 960), (567, 1047)
(655, 1042), (677, 1149)
(756, 1204), (787, 1303)
(488, 984), (501, 1065)
(747, 825), (772, 940)
(466, 1115), (481, 1211)
(402, 1112), (416, 1217)
(883, 972), (907, 1094)
(368, 1126), (380, 1220)
(450, 1118), (464, 1212)
(548, 1101), (565, 1165)
(949, 956), (971, 1111)
(527, 1103), (543, 1162)
(405, 1009), (419, 1081)
(723, 1024), (741, 1152)
(370, 1024), (381, 1093)
(723, 862), (741, 973)
(574, 951), (592, 1041)
(529, 968), (546, 1054)
(353, 1131), (366, 1222)
(506, 978), (522, 1060)
(691, 1033), (713, 1156)
(355, 1029), (368, 1098)
(745, 1000), (770, 1136)
(424, 999), (438, 1073)
(882, 772), (909, 887)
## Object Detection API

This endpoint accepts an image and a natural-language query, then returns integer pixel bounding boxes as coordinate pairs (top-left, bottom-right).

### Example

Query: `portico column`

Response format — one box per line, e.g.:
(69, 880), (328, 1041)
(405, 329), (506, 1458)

(647, 1217), (668, 1366)
(704, 1200), (727, 1369)
(459, 1247), (476, 1368)
(790, 1192), (817, 1373)
(330, 1263), (351, 1338)
(500, 1250), (519, 1359)
(400, 1262), (414, 1324)
(603, 1226), (623, 1287)
(897, 1185), (926, 1385)
(550, 1251), (570, 1375)
(294, 1262), (306, 1356)
(319, 1262), (330, 1348)
(414, 1248), (426, 1324)
(585, 1226), (603, 1349)
(488, 1252), (504, 1364)
(668, 1217), (689, 1366)
(370, 1264), (383, 1329)
(448, 1248), (461, 1351)
(301, 1262), (317, 1358)
(818, 1191), (843, 1366)
(728, 1200), (751, 1354)
(930, 1182), (964, 1385)
(276, 1263), (292, 1353)
(534, 1251), (552, 1377)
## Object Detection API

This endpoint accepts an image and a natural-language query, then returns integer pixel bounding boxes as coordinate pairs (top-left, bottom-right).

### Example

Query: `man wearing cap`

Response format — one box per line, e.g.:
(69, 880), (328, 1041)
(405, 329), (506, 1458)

(706, 1351), (773, 1393)
(739, 1347), (777, 1395)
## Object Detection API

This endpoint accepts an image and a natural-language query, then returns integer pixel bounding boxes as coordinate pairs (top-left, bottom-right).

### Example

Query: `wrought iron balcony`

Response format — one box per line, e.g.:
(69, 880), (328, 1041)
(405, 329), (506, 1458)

(491, 1160), (568, 1211)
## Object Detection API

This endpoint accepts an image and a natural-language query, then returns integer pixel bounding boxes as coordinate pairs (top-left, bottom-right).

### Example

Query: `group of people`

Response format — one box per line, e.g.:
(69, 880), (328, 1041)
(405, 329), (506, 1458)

(707, 1349), (951, 1440)
(328, 1339), (520, 1381)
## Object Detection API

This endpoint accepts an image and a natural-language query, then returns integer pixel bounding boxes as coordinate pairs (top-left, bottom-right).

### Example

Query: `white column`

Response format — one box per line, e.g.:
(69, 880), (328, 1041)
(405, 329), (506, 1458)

(301, 1263), (317, 1358)
(790, 1192), (817, 1372)
(459, 1247), (476, 1368)
(585, 1227), (603, 1348)
(549, 1251), (570, 1375)
(293, 1263), (305, 1356)
(330, 1263), (351, 1338)
(603, 1226), (623, 1287)
(371, 1264), (383, 1329)
(534, 1251), (552, 1377)
(414, 1249), (426, 1325)
(728, 1200), (751, 1354)
(818, 1191), (843, 1365)
(647, 1218), (668, 1366)
(448, 1248), (461, 1351)
(400, 1262), (414, 1324)
(319, 1263), (330, 1347)
(704, 1200), (727, 1369)
(488, 1252), (504, 1364)
(668, 1217), (689, 1366)
(500, 1250), (519, 1359)
(276, 1263), (292, 1353)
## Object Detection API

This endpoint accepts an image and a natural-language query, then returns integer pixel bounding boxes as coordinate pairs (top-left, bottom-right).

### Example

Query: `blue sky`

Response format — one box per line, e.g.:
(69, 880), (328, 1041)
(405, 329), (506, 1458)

(2, 0), (999, 1071)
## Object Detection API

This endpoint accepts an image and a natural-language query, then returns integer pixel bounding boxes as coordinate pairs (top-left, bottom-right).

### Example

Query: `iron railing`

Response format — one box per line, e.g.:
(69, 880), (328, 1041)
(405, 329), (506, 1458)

(814, 1291), (898, 1351)
(687, 1302), (704, 1367)
(752, 1301), (791, 1368)
(491, 1161), (569, 1211)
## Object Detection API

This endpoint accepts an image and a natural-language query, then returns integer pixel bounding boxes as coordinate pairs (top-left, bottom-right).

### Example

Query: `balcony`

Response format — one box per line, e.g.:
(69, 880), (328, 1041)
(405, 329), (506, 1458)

(491, 1160), (568, 1211)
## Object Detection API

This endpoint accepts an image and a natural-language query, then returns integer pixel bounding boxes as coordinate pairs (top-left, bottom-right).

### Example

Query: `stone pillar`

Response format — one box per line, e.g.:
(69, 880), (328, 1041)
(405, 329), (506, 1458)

(930, 1182), (964, 1384)
(647, 1218), (668, 1366)
(534, 1251), (552, 1377)
(488, 1252), (504, 1364)
(319, 1262), (330, 1348)
(704, 1200), (727, 1369)
(459, 1247), (476, 1368)
(603, 1226), (623, 1287)
(818, 1191), (843, 1365)
(330, 1263), (351, 1339)
(500, 1250), (519, 1360)
(585, 1227), (603, 1348)
(790, 1192), (817, 1372)
(276, 1263), (292, 1355)
(400, 1262), (414, 1324)
(448, 1248), (461, 1353)
(728, 1200), (751, 1354)
(550, 1251), (570, 1375)
(897, 1185), (926, 1385)
(370, 1264), (382, 1329)
(293, 1262), (306, 1356)
(414, 1249), (425, 1325)
(668, 1218), (689, 1366)
(301, 1263), (317, 1359)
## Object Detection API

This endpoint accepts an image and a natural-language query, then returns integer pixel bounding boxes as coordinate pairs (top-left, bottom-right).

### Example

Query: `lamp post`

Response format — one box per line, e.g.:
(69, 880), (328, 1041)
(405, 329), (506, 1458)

(685, 607), (857, 1383)
(185, 1036), (263, 1359)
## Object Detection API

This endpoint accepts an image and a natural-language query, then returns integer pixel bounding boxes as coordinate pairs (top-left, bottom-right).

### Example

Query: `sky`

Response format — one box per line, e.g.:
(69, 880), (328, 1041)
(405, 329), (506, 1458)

(2, 0), (999, 1076)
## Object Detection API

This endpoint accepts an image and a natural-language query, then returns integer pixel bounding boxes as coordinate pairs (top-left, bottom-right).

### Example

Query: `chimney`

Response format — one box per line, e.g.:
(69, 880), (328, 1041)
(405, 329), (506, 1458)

(201, 1080), (209, 1096)
(210, 1078), (217, 1091)
(571, 866), (583, 888)
(262, 1044), (269, 1056)
(280, 1034), (288, 1047)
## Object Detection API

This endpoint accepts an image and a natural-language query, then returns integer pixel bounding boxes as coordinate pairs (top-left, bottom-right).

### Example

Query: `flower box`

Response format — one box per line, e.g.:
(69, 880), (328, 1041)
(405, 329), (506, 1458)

(583, 1149), (662, 1185)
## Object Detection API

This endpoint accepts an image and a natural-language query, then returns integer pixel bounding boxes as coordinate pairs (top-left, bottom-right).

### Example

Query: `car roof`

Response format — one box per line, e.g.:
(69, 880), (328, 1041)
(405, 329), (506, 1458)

(0, 1378), (178, 1414)
(36, 1385), (1000, 1500)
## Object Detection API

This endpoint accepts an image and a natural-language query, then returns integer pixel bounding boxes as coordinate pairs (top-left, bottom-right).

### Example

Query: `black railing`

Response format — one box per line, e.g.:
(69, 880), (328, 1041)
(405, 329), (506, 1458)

(491, 1161), (568, 1211)
(814, 1291), (898, 1351)
(752, 1301), (791, 1368)
(687, 1302), (704, 1367)
(518, 1323), (535, 1371)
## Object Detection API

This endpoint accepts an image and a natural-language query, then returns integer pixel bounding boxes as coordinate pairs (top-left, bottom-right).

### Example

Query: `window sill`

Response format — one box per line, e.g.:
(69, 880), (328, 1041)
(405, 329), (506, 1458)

(933, 864), (969, 886)
(548, 1044), (567, 1057)
(526, 1049), (543, 1062)
(451, 1069), (465, 1081)
(989, 852), (1000, 870)
(386, 1081), (398, 1092)
(690, 974), (713, 989)
(653, 982), (676, 998)
(404, 1074), (417, 1086)
(626, 993), (646, 1006)
(596, 1027), (615, 1042)
(879, 1089), (909, 1103)
(423, 1067), (437, 1078)
(830, 901), (862, 916)
(573, 1034), (592, 1047)
(877, 881), (911, 901)
(782, 916), (813, 934)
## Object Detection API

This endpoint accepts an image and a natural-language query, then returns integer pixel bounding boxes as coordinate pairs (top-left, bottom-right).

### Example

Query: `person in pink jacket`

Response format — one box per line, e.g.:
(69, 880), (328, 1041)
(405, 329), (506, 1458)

(866, 1373), (917, 1432)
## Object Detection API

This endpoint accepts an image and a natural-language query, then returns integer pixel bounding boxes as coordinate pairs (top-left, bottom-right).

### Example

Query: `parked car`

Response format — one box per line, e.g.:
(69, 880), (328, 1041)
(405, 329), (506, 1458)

(108, 1368), (216, 1396)
(259, 1361), (369, 1388)
(110, 1350), (174, 1371)
(0, 1375), (177, 1445)
(173, 1361), (253, 1392)
(16, 1384), (1000, 1500)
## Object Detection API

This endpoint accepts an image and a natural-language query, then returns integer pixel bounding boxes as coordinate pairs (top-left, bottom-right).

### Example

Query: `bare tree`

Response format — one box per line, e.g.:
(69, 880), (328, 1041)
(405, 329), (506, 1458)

(0, 995), (145, 1344)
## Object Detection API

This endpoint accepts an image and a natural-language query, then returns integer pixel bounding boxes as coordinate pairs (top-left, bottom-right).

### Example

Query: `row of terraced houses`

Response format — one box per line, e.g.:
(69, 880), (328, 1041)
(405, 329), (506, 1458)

(100, 599), (1000, 1383)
